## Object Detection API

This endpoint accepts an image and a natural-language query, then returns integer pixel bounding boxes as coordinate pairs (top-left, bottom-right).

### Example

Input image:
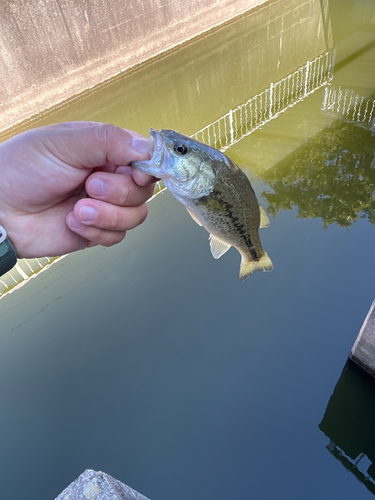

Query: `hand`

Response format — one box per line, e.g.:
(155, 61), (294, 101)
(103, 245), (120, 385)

(0, 122), (156, 258)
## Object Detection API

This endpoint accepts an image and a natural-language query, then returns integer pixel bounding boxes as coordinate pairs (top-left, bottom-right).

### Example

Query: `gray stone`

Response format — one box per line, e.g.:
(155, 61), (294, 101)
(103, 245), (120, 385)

(350, 299), (375, 376)
(55, 469), (151, 500)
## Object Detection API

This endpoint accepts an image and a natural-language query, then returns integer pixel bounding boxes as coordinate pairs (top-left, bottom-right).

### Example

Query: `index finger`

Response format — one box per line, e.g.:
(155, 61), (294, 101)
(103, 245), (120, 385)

(116, 166), (159, 186)
(30, 122), (154, 169)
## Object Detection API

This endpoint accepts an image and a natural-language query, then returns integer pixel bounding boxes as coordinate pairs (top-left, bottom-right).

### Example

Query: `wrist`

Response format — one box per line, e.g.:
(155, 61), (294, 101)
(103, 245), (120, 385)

(0, 226), (17, 276)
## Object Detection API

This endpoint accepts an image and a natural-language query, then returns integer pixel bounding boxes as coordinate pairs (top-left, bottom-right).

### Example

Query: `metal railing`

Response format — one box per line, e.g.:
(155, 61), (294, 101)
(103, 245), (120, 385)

(321, 84), (375, 131)
(0, 256), (63, 298)
(193, 49), (335, 150)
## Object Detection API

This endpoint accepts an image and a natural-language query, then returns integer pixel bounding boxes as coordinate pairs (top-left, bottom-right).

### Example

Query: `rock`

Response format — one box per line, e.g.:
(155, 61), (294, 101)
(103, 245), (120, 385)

(55, 469), (151, 500)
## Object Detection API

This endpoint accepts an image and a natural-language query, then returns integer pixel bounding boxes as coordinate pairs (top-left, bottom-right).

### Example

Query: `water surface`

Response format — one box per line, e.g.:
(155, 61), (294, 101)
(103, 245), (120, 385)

(1, 1), (375, 499)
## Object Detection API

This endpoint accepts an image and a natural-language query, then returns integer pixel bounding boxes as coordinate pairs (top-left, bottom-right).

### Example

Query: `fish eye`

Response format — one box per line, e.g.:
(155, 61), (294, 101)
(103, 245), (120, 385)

(173, 143), (188, 155)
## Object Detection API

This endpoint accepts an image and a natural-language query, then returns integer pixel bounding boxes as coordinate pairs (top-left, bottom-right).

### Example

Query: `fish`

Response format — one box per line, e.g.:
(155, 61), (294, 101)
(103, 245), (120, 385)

(131, 129), (273, 280)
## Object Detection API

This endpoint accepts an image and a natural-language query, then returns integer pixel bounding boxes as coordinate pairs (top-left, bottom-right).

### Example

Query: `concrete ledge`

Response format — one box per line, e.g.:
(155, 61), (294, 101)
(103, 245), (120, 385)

(350, 299), (375, 376)
(0, 0), (266, 133)
(55, 469), (151, 500)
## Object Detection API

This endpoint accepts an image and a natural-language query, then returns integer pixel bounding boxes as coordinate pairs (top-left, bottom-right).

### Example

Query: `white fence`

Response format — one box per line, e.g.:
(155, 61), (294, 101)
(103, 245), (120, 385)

(193, 49), (336, 150)
(322, 84), (375, 131)
(0, 256), (63, 298)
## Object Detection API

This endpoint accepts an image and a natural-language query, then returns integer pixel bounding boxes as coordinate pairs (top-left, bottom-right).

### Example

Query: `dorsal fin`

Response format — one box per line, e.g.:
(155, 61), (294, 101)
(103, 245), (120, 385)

(259, 205), (270, 228)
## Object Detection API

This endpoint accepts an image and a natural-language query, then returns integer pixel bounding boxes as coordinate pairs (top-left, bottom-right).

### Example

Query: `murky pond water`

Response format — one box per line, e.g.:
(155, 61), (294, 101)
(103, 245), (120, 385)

(1, 1), (375, 499)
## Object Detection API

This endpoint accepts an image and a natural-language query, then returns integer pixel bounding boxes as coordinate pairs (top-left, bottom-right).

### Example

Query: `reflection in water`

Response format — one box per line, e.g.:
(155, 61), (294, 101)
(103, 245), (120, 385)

(193, 50), (335, 151)
(253, 119), (375, 228)
(319, 0), (334, 48)
(322, 84), (375, 131)
(0, 256), (61, 297)
(320, 360), (375, 496)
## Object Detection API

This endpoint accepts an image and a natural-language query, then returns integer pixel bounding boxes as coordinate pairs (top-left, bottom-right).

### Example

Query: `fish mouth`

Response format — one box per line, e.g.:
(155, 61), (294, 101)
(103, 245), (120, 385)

(149, 128), (164, 165)
(131, 128), (164, 175)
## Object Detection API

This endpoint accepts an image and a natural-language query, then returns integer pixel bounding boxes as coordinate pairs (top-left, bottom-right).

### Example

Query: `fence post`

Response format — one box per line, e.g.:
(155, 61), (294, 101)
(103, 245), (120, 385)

(229, 109), (234, 146)
(269, 83), (274, 120)
(304, 60), (310, 96)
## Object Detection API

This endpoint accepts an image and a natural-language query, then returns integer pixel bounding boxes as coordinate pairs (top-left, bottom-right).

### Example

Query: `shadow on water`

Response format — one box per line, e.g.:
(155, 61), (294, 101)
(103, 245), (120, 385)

(320, 360), (375, 496)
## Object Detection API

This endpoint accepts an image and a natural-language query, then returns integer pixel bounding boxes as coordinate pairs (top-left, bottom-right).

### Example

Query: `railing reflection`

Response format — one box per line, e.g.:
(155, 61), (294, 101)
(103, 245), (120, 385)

(0, 256), (63, 298)
(322, 84), (375, 131)
(193, 49), (335, 151)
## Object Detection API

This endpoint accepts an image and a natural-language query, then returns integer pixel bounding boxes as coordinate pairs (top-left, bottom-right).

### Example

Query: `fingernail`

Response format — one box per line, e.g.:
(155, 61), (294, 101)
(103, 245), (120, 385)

(131, 136), (153, 156)
(88, 178), (105, 197)
(79, 205), (98, 223)
(68, 216), (82, 229)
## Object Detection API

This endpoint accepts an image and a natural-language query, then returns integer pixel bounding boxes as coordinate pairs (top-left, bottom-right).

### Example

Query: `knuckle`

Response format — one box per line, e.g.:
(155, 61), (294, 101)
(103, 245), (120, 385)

(107, 208), (122, 230)
(75, 225), (125, 248)
(92, 227), (105, 241)
(100, 231), (127, 247)
(139, 204), (148, 224)
(119, 182), (131, 206)
(145, 183), (156, 200)
(96, 123), (123, 149)
(130, 204), (148, 229)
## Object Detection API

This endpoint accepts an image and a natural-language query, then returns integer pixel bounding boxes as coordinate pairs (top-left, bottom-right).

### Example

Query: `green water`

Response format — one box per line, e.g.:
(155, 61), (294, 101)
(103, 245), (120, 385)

(1, 0), (375, 499)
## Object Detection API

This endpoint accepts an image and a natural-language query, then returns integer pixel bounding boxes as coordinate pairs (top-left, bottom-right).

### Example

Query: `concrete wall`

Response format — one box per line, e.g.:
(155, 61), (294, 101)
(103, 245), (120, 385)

(0, 0), (266, 133)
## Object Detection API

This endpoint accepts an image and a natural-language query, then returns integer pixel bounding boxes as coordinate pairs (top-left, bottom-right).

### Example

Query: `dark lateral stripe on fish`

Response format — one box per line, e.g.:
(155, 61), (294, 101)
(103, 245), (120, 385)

(198, 193), (260, 261)
(244, 235), (260, 261)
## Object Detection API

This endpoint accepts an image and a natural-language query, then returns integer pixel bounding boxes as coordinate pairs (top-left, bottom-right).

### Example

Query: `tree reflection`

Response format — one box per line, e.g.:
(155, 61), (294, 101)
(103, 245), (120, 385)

(255, 119), (375, 228)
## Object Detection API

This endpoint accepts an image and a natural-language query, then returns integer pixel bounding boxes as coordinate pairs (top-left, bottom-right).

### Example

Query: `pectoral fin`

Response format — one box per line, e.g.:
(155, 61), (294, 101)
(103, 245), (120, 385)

(259, 205), (270, 228)
(209, 234), (231, 259)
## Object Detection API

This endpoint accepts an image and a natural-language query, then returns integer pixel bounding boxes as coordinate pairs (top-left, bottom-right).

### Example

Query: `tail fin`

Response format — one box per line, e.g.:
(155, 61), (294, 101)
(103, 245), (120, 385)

(239, 252), (273, 281)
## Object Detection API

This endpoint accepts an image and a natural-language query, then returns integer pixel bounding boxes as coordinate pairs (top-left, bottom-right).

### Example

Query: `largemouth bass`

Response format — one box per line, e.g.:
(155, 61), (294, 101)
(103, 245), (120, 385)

(132, 129), (273, 280)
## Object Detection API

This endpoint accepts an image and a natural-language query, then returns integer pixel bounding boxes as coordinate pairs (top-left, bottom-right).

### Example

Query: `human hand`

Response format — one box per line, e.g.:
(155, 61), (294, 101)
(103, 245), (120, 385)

(0, 122), (156, 258)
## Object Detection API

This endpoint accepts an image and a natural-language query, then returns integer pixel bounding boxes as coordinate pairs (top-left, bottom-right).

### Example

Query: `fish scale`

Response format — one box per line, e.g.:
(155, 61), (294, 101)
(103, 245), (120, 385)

(193, 172), (262, 262)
